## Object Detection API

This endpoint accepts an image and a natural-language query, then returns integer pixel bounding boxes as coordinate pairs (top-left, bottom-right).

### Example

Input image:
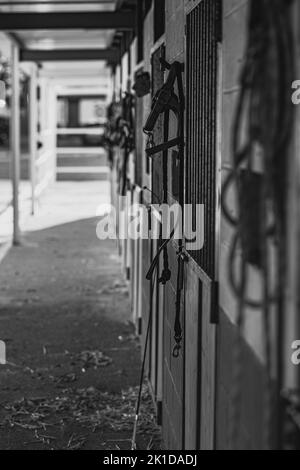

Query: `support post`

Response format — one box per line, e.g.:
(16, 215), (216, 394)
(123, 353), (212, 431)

(29, 64), (37, 215)
(11, 42), (21, 246)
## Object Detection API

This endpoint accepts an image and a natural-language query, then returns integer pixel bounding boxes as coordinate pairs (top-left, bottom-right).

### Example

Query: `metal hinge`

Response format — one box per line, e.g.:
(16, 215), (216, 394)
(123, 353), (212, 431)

(216, 0), (223, 43)
(137, 317), (142, 336)
(157, 401), (163, 426)
(210, 281), (219, 325)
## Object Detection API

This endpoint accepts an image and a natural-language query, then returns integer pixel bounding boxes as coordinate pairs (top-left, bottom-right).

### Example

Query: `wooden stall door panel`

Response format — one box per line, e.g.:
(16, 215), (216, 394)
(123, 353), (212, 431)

(184, 268), (201, 450)
(132, 189), (141, 325)
(200, 280), (217, 450)
(141, 237), (151, 374)
(137, 235), (143, 328)
(156, 266), (164, 404)
(126, 190), (132, 279)
(150, 237), (158, 392)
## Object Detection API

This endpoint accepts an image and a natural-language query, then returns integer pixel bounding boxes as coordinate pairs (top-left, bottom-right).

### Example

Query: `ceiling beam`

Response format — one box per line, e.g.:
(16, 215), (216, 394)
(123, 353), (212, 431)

(0, 1), (112, 4)
(0, 11), (135, 30)
(54, 87), (108, 96)
(20, 48), (120, 63)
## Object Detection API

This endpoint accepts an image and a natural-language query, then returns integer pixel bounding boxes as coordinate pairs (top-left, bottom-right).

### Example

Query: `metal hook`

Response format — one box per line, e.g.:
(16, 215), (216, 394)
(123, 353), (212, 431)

(172, 344), (181, 359)
(145, 131), (154, 150)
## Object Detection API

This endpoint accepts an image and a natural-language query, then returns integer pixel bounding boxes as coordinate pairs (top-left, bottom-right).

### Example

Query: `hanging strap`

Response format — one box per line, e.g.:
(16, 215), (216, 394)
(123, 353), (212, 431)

(146, 137), (181, 158)
(144, 59), (186, 359)
(173, 252), (186, 358)
(146, 229), (175, 281)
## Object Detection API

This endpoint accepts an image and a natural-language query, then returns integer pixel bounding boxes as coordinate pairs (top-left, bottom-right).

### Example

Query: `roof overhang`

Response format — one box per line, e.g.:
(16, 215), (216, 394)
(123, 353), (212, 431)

(20, 47), (120, 63)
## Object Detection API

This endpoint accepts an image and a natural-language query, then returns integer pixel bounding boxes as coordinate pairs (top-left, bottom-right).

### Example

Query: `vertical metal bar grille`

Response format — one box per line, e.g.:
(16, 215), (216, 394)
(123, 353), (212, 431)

(186, 0), (219, 279)
(151, 46), (165, 203)
(135, 78), (144, 187)
(154, 0), (166, 43)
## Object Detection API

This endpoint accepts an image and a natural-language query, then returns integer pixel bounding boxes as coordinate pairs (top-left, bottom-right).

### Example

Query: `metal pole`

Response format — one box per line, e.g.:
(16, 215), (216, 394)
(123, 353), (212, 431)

(29, 63), (37, 215)
(11, 42), (21, 246)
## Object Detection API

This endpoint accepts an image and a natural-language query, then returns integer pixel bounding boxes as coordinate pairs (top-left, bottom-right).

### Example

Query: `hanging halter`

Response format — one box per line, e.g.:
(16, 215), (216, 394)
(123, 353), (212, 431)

(144, 58), (186, 358)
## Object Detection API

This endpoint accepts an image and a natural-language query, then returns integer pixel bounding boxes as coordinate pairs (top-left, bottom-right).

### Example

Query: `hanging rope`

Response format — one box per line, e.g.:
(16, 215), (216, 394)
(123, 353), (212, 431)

(221, 0), (294, 449)
(131, 267), (158, 450)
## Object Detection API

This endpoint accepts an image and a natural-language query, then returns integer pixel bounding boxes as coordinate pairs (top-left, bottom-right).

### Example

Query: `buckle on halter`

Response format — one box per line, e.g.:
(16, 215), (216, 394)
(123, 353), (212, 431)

(172, 340), (182, 359)
(145, 131), (155, 150)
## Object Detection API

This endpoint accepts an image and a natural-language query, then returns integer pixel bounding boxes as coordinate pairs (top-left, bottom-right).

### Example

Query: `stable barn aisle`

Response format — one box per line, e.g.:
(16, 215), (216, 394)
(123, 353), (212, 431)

(0, 182), (160, 450)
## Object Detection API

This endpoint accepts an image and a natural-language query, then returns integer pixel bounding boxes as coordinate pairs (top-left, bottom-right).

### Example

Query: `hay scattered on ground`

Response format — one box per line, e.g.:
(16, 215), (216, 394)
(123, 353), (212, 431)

(0, 384), (161, 450)
(74, 350), (113, 370)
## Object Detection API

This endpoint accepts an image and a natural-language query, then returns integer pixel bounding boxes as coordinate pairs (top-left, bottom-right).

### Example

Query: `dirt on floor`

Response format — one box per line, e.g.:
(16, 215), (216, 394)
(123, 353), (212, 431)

(0, 216), (160, 450)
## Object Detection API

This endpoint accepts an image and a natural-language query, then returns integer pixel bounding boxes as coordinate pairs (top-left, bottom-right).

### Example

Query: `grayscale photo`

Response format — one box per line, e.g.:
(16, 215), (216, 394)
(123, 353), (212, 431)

(0, 0), (298, 456)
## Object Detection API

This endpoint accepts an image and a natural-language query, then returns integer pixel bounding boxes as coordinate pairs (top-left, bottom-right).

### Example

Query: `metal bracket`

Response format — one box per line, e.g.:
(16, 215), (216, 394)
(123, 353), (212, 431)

(210, 281), (219, 325)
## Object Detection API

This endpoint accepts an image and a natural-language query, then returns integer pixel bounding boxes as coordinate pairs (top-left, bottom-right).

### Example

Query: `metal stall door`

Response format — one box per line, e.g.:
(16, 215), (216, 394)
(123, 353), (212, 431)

(185, 0), (222, 450)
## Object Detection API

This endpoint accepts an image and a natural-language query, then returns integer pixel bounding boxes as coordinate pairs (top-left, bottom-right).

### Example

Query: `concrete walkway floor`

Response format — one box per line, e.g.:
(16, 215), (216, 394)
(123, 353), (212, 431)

(0, 182), (159, 450)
